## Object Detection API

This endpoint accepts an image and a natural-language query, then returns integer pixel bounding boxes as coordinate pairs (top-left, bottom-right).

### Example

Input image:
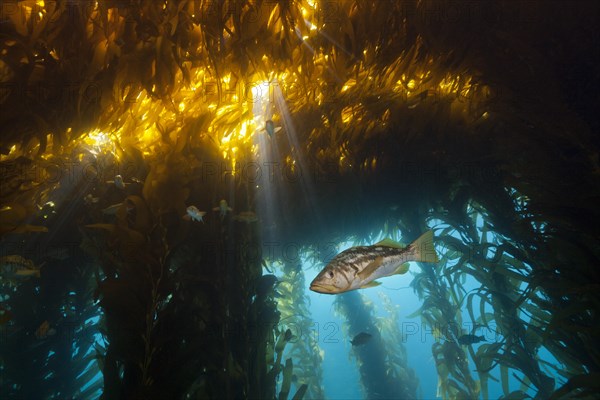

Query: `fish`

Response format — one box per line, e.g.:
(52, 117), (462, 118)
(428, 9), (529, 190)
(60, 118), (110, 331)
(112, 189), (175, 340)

(0, 305), (12, 325)
(351, 332), (372, 346)
(213, 199), (232, 218)
(233, 211), (259, 223)
(84, 194), (99, 204)
(35, 320), (56, 339)
(310, 230), (438, 294)
(457, 334), (486, 345)
(0, 255), (41, 279)
(106, 174), (127, 189)
(102, 203), (124, 215)
(264, 120), (282, 138)
(256, 120), (282, 138)
(183, 205), (206, 222)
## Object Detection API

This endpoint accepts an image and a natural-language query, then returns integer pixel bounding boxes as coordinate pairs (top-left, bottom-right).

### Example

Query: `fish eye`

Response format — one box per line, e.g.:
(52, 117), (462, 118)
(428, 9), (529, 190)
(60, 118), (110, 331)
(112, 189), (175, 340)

(328, 271), (334, 278)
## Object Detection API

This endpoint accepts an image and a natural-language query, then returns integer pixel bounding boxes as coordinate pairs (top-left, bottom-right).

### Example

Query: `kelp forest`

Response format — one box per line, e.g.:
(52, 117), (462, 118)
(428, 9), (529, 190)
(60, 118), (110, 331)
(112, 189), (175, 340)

(0, 1), (598, 399)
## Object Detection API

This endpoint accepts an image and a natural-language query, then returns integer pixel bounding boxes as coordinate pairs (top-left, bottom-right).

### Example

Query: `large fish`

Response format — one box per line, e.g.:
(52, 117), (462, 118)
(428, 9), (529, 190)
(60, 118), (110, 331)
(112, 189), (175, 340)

(310, 231), (438, 294)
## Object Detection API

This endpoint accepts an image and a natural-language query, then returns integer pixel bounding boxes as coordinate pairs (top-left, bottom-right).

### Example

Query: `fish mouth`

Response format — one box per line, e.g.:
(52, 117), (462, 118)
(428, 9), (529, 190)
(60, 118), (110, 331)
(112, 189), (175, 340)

(309, 282), (338, 294)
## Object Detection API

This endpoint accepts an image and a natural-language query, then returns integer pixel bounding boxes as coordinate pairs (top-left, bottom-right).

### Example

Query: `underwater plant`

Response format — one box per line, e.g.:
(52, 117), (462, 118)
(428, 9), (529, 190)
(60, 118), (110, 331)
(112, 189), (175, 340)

(334, 290), (418, 399)
(274, 261), (325, 400)
(0, 1), (598, 399)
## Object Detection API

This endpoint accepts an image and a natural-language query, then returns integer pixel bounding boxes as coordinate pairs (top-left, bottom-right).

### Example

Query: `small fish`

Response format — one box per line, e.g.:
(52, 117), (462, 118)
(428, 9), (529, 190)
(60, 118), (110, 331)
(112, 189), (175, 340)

(234, 211), (259, 223)
(0, 255), (41, 279)
(310, 231), (438, 294)
(43, 247), (70, 261)
(106, 174), (127, 189)
(102, 203), (124, 215)
(84, 194), (99, 205)
(0, 305), (12, 325)
(256, 120), (282, 138)
(457, 334), (486, 345)
(183, 205), (206, 222)
(264, 120), (282, 138)
(35, 320), (56, 339)
(351, 332), (372, 346)
(212, 199), (232, 218)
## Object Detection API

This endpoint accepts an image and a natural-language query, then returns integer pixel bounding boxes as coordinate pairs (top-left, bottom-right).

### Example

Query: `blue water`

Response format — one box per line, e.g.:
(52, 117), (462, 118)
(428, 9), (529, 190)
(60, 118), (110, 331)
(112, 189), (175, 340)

(73, 207), (561, 399)
(269, 211), (562, 399)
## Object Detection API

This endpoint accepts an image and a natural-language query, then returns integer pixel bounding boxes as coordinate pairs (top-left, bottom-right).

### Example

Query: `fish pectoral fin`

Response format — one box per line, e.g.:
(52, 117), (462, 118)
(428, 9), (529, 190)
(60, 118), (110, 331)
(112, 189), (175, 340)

(360, 280), (381, 289)
(374, 238), (405, 249)
(391, 263), (410, 275)
(357, 256), (383, 280)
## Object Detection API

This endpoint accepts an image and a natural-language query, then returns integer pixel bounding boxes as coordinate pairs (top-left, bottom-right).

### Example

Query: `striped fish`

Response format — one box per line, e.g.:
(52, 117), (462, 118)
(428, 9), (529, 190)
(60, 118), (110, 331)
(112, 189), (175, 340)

(310, 231), (439, 294)
(0, 255), (41, 279)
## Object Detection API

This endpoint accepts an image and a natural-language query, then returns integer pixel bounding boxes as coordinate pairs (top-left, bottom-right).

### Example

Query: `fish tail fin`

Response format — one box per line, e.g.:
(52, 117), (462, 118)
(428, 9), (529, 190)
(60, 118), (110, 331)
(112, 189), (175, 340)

(410, 230), (439, 263)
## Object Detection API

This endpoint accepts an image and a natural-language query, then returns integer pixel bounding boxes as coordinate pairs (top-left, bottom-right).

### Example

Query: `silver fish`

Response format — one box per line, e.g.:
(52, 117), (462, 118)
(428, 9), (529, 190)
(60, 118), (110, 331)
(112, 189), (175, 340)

(0, 255), (41, 279)
(310, 231), (438, 294)
(183, 205), (206, 222)
(106, 175), (127, 189)
(212, 199), (232, 218)
(234, 211), (258, 223)
(256, 120), (282, 138)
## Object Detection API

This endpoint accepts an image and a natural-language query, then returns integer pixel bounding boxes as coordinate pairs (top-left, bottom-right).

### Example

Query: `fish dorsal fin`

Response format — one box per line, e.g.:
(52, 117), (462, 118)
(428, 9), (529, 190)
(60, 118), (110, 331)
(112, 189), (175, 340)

(374, 238), (404, 249)
(360, 280), (381, 289)
(358, 256), (383, 280)
(392, 263), (410, 276)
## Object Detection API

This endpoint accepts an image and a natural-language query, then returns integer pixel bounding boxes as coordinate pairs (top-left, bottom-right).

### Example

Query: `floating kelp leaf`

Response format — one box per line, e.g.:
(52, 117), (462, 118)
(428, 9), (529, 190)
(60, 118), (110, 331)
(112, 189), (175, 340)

(118, 195), (152, 233)
(549, 373), (600, 400)
(501, 364), (510, 397)
(278, 358), (293, 400)
(3, 224), (48, 234)
(85, 223), (116, 233)
(291, 384), (308, 400)
(499, 390), (530, 400)
(475, 342), (504, 373)
(0, 203), (48, 235)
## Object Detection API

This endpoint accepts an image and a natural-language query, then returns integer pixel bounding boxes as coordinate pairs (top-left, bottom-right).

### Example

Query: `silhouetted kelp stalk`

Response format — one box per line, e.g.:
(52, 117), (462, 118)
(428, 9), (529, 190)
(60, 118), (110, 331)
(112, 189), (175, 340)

(463, 188), (600, 399)
(275, 261), (325, 400)
(375, 292), (420, 397)
(334, 290), (417, 400)
(399, 218), (480, 400)
(408, 195), (584, 400)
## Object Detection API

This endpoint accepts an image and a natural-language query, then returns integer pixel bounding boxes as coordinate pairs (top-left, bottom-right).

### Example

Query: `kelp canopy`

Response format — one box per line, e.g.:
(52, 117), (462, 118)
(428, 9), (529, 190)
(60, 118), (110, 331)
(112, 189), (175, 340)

(0, 0), (599, 399)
